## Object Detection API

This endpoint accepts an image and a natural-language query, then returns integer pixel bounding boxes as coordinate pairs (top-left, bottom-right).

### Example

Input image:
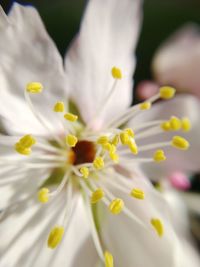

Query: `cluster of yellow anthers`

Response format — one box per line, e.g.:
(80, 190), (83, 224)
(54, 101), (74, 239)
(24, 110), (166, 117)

(15, 134), (36, 155)
(13, 67), (191, 266)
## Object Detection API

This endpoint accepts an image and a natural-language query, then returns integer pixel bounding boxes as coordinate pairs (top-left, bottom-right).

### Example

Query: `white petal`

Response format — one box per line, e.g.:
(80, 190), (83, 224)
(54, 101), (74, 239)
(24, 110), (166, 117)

(129, 95), (200, 177)
(97, 170), (182, 267)
(0, 192), (97, 267)
(0, 3), (66, 135)
(153, 23), (200, 98)
(164, 189), (200, 267)
(64, 0), (142, 128)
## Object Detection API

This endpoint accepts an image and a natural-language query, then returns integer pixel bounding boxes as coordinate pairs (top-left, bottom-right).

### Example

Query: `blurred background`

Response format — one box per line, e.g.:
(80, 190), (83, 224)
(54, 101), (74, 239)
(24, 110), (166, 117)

(1, 0), (200, 249)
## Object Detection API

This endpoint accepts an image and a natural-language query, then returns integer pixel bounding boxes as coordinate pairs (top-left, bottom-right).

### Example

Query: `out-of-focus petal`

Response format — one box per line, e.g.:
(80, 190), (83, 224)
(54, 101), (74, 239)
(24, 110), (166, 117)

(64, 0), (142, 128)
(0, 3), (66, 135)
(0, 194), (97, 267)
(153, 24), (200, 98)
(164, 189), (200, 267)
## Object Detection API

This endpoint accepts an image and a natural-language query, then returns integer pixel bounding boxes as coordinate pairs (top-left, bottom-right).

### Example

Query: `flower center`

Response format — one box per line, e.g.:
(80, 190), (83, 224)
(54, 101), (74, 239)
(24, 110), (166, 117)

(70, 140), (96, 165)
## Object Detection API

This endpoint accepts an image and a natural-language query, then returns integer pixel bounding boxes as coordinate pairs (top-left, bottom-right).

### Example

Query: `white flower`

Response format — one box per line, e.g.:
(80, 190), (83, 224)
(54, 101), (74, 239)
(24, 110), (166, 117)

(0, 1), (199, 267)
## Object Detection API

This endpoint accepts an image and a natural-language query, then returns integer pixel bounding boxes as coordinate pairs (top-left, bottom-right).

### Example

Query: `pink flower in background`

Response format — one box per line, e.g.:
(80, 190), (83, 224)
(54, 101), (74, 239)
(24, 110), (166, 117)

(153, 24), (200, 98)
(136, 24), (200, 100)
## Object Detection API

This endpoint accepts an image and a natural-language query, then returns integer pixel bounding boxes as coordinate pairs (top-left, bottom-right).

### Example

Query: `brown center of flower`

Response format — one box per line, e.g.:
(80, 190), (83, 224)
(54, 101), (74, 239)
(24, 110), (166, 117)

(69, 140), (96, 165)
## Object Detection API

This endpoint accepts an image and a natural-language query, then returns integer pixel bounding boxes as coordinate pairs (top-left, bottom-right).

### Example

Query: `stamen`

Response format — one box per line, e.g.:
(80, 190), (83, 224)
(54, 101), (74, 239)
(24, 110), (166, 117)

(111, 66), (122, 79)
(124, 128), (135, 138)
(65, 134), (78, 147)
(130, 188), (145, 200)
(64, 112), (78, 122)
(79, 180), (104, 261)
(38, 188), (49, 203)
(120, 131), (130, 145)
(111, 134), (119, 146)
(93, 156), (105, 170)
(109, 198), (124, 215)
(181, 117), (191, 132)
(84, 67), (122, 131)
(80, 166), (89, 178)
(171, 136), (190, 150)
(97, 135), (109, 145)
(127, 139), (138, 155)
(104, 251), (114, 267)
(92, 177), (148, 228)
(102, 142), (114, 152)
(109, 151), (119, 163)
(161, 121), (171, 131)
(159, 86), (176, 99)
(53, 101), (65, 112)
(153, 149), (166, 162)
(26, 82), (43, 94)
(47, 226), (64, 249)
(90, 188), (105, 204)
(139, 102), (151, 110)
(151, 218), (164, 237)
(15, 134), (36, 155)
(25, 84), (64, 146)
(169, 116), (181, 131)
(106, 86), (176, 129)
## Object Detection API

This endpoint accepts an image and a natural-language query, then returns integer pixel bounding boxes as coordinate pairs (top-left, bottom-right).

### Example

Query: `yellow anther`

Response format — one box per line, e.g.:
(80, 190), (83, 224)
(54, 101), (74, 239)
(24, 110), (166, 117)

(130, 188), (145, 199)
(93, 157), (104, 170)
(153, 149), (166, 162)
(139, 102), (152, 110)
(161, 121), (171, 131)
(104, 251), (114, 267)
(111, 134), (119, 146)
(120, 132), (130, 145)
(111, 66), (122, 79)
(102, 142), (112, 151)
(103, 143), (116, 154)
(90, 188), (105, 204)
(97, 136), (109, 145)
(169, 116), (181, 131)
(171, 136), (189, 150)
(159, 86), (176, 99)
(19, 134), (36, 147)
(151, 218), (164, 237)
(181, 117), (191, 132)
(64, 112), (78, 122)
(80, 167), (89, 178)
(127, 140), (138, 155)
(65, 134), (78, 147)
(15, 143), (31, 155)
(109, 198), (124, 215)
(124, 128), (135, 138)
(26, 82), (43, 94)
(109, 152), (119, 163)
(53, 101), (65, 112)
(47, 226), (64, 249)
(38, 188), (49, 203)
(15, 134), (36, 155)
